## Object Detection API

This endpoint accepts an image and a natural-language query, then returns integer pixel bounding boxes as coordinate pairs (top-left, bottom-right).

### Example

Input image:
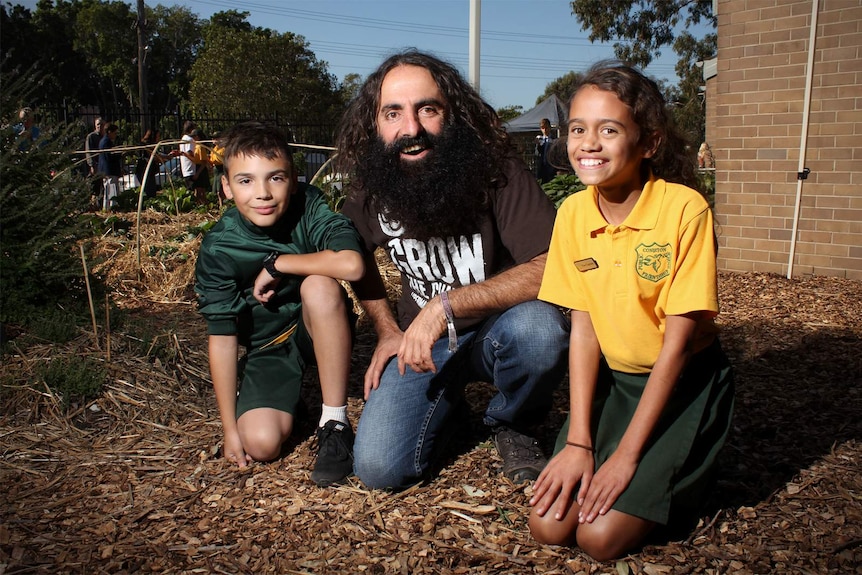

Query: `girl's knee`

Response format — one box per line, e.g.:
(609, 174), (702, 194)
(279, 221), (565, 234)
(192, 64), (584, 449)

(576, 523), (632, 562)
(529, 509), (576, 546)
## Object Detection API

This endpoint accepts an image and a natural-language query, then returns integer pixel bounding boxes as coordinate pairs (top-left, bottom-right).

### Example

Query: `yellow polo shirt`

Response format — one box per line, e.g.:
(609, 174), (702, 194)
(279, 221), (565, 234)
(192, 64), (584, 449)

(540, 176), (718, 374)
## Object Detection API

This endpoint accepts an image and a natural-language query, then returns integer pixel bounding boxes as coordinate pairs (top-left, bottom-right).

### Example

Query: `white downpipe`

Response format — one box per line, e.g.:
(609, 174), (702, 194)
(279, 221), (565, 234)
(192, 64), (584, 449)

(787, 0), (820, 279)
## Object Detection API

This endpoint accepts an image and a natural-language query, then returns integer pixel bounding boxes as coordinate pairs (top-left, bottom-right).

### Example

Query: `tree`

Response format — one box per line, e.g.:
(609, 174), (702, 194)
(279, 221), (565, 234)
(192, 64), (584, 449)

(1, 64), (96, 330)
(570, 0), (714, 69)
(189, 12), (341, 121)
(1, 1), (100, 109)
(537, 71), (583, 106)
(143, 4), (203, 113)
(74, 0), (138, 108)
(496, 105), (524, 123)
(340, 73), (364, 105)
(569, 0), (716, 146)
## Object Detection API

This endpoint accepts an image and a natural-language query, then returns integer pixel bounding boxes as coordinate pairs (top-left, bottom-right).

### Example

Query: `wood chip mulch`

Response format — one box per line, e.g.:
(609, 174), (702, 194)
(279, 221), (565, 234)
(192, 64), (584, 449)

(1, 211), (860, 574)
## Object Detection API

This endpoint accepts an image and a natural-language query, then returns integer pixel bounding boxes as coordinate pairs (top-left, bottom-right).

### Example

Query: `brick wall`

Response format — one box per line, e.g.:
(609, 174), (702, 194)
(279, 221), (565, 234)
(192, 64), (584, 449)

(712, 0), (862, 279)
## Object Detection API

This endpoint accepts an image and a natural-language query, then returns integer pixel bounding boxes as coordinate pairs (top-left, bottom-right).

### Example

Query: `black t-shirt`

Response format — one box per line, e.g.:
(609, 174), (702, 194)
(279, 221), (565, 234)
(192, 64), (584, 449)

(342, 155), (557, 330)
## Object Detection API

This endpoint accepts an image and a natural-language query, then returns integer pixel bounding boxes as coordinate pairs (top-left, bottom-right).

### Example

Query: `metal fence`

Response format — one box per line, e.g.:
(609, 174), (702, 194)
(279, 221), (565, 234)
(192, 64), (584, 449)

(35, 103), (340, 182)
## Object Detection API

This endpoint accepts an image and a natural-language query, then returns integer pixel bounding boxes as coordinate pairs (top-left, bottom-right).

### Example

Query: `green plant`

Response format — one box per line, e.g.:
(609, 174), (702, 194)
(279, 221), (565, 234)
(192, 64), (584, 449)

(147, 185), (196, 215)
(315, 172), (348, 213)
(187, 219), (217, 237)
(1, 65), (101, 338)
(697, 169), (716, 207)
(542, 173), (586, 208)
(38, 355), (106, 410)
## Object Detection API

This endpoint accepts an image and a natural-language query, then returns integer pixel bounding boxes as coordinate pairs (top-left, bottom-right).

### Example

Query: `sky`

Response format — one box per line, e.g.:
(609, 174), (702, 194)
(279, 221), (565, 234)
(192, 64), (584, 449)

(11, 0), (701, 113)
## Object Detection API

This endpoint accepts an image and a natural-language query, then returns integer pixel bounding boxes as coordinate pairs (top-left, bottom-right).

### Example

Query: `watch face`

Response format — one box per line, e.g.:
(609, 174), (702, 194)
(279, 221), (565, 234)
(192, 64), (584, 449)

(264, 253), (281, 276)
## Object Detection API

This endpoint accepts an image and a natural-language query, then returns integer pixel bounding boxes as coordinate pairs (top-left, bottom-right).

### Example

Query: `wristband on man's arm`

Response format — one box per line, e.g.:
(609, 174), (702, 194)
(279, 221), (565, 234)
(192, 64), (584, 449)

(440, 290), (458, 353)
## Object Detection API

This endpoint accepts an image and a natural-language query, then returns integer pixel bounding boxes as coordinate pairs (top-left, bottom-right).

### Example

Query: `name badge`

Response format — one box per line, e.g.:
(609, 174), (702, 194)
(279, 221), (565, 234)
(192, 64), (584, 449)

(574, 258), (599, 272)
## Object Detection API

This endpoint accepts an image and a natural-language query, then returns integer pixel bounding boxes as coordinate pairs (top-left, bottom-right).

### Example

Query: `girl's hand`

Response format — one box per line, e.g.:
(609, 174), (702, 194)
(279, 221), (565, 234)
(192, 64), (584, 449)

(577, 450), (638, 523)
(529, 446), (594, 521)
(222, 430), (252, 469)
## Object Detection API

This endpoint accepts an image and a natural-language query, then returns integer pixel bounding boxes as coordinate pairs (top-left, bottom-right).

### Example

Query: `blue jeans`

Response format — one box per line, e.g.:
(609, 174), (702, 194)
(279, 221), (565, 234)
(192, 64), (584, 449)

(354, 300), (569, 489)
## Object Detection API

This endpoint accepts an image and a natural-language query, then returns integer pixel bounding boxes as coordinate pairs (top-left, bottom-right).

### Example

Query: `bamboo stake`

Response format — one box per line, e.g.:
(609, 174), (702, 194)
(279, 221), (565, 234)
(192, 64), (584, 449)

(79, 244), (101, 350)
(105, 294), (111, 362)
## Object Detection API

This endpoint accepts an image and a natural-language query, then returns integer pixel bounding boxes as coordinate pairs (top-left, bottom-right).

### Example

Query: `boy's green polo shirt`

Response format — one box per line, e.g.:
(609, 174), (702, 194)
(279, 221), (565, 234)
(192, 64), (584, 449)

(195, 183), (361, 350)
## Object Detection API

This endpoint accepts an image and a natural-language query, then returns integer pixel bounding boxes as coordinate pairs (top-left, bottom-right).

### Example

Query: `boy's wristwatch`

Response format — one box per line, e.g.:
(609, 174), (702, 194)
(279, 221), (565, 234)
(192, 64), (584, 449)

(263, 252), (283, 278)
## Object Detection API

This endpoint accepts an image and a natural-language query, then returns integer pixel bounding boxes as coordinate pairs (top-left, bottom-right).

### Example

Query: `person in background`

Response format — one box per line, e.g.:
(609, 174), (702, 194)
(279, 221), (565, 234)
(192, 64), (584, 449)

(84, 117), (106, 208)
(85, 117), (104, 176)
(194, 121), (365, 487)
(210, 132), (226, 208)
(534, 117), (556, 184)
(178, 120), (197, 190)
(528, 62), (735, 561)
(14, 107), (40, 150)
(697, 142), (715, 169)
(334, 49), (569, 490)
(190, 128), (212, 204)
(97, 123), (122, 211)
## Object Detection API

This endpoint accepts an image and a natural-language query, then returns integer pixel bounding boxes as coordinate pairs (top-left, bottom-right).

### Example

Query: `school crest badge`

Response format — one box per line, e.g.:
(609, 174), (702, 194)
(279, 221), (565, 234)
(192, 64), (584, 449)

(635, 243), (672, 282)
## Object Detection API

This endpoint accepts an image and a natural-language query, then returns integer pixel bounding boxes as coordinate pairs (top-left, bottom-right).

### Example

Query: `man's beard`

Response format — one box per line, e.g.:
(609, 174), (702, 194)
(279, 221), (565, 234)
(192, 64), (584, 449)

(355, 123), (493, 241)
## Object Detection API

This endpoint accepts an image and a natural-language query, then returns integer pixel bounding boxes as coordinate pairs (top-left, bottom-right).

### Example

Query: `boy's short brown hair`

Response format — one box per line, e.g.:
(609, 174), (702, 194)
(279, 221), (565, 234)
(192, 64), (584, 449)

(220, 121), (295, 175)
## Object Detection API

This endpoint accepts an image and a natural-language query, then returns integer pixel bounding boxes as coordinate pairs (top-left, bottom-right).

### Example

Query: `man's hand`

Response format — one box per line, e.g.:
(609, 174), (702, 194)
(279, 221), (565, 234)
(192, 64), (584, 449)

(397, 296), (447, 375)
(364, 328), (403, 399)
(253, 268), (280, 304)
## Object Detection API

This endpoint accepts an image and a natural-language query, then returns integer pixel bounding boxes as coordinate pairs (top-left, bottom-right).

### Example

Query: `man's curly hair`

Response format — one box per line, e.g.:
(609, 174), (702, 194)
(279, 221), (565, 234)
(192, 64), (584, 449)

(333, 49), (512, 182)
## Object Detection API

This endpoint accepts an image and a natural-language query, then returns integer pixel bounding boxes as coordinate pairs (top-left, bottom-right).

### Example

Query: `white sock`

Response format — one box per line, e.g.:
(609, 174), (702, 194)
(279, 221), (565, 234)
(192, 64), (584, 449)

(319, 404), (348, 428)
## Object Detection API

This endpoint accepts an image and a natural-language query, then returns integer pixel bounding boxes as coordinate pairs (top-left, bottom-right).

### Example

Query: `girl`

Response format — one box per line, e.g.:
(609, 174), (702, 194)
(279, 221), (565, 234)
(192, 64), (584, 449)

(528, 62), (734, 561)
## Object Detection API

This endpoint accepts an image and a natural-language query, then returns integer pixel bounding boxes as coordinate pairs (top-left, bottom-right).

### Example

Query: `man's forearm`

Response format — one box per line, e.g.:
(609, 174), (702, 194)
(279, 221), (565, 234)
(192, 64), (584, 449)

(444, 253), (547, 319)
(360, 297), (402, 338)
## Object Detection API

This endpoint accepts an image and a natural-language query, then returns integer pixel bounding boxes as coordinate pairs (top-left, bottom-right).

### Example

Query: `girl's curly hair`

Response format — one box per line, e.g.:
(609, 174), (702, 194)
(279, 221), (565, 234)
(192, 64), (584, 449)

(574, 61), (697, 188)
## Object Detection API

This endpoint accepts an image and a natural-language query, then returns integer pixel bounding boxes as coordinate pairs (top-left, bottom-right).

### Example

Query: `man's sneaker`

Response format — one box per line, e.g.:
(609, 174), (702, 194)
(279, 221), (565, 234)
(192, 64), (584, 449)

(311, 420), (354, 487)
(493, 426), (547, 484)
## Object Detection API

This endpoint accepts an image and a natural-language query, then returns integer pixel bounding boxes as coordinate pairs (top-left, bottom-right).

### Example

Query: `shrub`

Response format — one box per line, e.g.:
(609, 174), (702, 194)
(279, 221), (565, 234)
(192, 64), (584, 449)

(542, 173), (586, 208)
(1, 66), (100, 342)
(37, 355), (106, 410)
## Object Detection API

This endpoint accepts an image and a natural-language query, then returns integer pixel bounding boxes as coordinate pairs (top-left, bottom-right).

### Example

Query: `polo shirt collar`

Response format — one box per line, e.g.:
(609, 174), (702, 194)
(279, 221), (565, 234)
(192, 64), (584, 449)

(585, 173), (665, 235)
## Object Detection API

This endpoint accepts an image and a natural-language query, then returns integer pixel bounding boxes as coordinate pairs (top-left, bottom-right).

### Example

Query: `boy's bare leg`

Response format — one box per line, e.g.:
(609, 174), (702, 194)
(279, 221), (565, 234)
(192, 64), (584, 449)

(301, 275), (354, 486)
(300, 275), (351, 409)
(237, 407), (294, 462)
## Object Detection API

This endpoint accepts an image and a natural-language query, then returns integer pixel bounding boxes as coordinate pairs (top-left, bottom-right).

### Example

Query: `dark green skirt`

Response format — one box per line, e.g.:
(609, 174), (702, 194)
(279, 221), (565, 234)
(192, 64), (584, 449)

(553, 340), (734, 526)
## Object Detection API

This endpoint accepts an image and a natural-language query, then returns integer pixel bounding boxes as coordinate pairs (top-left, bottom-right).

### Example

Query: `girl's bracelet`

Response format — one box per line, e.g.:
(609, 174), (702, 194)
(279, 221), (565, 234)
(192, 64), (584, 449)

(565, 441), (595, 453)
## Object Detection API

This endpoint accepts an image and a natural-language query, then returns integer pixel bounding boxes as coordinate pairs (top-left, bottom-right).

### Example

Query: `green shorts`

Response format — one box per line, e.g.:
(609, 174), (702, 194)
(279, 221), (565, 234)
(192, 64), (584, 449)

(553, 339), (735, 526)
(235, 315), (315, 419)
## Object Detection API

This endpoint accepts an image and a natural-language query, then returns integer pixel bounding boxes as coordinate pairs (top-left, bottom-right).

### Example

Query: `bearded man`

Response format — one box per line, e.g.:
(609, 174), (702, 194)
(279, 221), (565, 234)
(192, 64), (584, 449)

(335, 50), (569, 490)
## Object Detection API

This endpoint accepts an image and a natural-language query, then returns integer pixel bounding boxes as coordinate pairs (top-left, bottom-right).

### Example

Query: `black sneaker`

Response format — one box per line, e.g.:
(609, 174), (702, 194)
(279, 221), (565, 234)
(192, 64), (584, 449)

(493, 426), (547, 484)
(311, 420), (354, 487)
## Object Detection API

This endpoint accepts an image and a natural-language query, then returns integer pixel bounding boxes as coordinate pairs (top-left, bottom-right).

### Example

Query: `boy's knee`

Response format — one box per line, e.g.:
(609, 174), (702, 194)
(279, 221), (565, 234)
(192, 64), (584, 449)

(301, 274), (341, 295)
(300, 276), (346, 309)
(241, 425), (290, 462)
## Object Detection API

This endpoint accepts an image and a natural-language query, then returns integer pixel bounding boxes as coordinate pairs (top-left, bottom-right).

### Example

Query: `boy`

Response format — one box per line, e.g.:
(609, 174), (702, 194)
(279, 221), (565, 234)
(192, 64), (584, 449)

(194, 121), (365, 486)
